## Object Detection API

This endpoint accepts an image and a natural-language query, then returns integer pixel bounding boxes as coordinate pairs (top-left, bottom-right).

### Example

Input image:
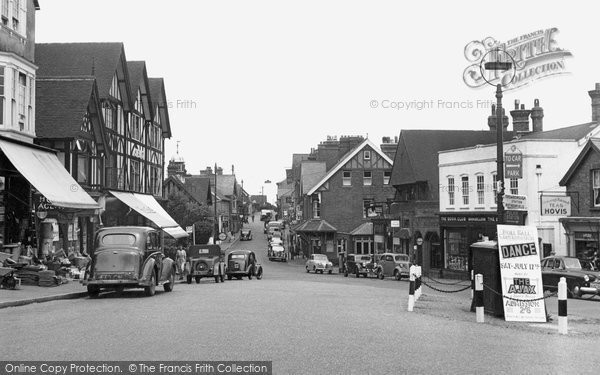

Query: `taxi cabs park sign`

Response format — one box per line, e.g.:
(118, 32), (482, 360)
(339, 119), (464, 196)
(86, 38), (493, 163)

(497, 225), (546, 322)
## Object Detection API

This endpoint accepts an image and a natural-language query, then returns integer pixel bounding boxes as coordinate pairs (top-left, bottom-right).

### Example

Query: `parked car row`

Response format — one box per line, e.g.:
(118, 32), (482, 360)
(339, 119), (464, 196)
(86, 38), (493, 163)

(541, 255), (600, 298)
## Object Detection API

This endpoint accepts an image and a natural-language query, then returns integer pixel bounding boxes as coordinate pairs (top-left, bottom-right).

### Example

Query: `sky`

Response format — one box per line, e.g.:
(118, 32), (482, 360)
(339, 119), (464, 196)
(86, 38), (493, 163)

(35, 1), (600, 203)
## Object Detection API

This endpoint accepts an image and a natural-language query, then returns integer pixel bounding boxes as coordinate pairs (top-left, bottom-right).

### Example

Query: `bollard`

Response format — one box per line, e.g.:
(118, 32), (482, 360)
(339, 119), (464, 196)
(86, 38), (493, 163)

(414, 266), (422, 301)
(470, 270), (474, 300)
(558, 277), (568, 335)
(408, 265), (415, 312)
(475, 273), (484, 323)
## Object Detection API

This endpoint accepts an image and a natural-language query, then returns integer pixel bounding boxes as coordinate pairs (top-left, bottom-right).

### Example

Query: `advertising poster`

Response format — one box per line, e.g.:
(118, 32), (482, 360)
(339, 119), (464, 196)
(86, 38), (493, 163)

(497, 225), (546, 322)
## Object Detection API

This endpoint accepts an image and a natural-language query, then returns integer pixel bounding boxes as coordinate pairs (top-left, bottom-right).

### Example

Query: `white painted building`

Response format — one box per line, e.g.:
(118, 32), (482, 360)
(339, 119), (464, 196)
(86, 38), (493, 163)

(438, 95), (600, 265)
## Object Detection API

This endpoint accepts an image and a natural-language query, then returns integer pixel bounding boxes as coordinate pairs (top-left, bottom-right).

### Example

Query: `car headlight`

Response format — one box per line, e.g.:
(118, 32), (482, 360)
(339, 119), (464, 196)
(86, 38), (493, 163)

(584, 275), (590, 282)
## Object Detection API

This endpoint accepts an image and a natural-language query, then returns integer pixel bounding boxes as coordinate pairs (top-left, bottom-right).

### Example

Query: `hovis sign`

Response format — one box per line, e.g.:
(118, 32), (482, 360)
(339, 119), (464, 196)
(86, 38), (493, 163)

(497, 225), (546, 322)
(541, 195), (571, 216)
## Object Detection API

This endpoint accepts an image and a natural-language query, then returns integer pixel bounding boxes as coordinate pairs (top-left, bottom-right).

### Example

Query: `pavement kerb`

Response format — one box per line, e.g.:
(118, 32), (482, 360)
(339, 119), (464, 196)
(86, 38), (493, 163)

(0, 237), (243, 309)
(0, 291), (89, 309)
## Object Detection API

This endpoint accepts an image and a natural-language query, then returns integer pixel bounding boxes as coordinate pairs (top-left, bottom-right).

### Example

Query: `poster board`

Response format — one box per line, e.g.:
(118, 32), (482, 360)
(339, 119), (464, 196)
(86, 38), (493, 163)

(497, 225), (546, 322)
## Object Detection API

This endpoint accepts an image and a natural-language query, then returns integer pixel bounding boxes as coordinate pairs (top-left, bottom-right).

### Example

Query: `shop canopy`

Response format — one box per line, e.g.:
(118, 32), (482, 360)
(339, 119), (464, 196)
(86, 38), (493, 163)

(108, 190), (188, 239)
(0, 138), (99, 209)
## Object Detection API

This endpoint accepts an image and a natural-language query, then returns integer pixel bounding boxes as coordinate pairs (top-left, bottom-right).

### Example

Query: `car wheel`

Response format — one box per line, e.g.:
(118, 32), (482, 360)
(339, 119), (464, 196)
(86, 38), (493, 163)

(328, 270), (332, 274)
(87, 285), (100, 298)
(164, 269), (175, 292)
(236, 276), (242, 280)
(344, 270), (348, 277)
(363, 273), (367, 278)
(257, 267), (263, 280)
(144, 271), (156, 297)
(214, 276), (220, 283)
(227, 275), (233, 280)
(306, 266), (310, 273)
(378, 269), (384, 280)
(313, 266), (316, 273)
(195, 276), (201, 284)
(394, 270), (401, 281)
(187, 275), (192, 284)
(355, 270), (360, 278)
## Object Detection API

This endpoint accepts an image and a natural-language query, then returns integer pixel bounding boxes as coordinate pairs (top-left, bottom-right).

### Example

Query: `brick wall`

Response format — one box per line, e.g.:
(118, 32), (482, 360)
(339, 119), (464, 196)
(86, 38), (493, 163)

(565, 150), (600, 217)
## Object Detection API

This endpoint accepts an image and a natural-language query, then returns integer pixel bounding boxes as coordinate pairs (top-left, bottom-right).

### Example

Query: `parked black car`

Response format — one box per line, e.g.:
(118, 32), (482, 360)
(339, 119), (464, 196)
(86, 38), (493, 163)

(186, 244), (226, 284)
(541, 256), (600, 298)
(343, 254), (374, 278)
(226, 250), (263, 280)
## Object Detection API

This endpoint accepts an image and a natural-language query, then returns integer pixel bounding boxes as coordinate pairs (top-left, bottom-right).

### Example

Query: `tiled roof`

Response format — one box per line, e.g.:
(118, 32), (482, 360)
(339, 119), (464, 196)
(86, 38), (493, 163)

(301, 161), (327, 193)
(293, 219), (337, 232)
(349, 222), (373, 236)
(36, 43), (126, 98)
(35, 77), (96, 138)
(148, 77), (172, 138)
(520, 122), (599, 141)
(183, 177), (212, 205)
(127, 61), (145, 98)
(390, 130), (504, 186)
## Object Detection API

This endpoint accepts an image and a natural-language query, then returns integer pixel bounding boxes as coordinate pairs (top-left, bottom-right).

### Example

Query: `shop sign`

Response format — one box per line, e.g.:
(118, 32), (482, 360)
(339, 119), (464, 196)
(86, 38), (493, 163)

(541, 196), (571, 216)
(503, 194), (527, 211)
(504, 146), (523, 179)
(374, 235), (384, 243)
(574, 232), (598, 241)
(504, 210), (527, 225)
(439, 214), (497, 224)
(390, 220), (400, 228)
(497, 225), (545, 322)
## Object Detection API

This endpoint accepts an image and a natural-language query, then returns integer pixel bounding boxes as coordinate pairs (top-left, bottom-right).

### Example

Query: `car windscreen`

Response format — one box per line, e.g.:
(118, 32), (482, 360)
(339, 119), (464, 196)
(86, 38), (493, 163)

(241, 230), (250, 234)
(230, 254), (246, 259)
(101, 234), (136, 246)
(563, 258), (582, 270)
(395, 255), (409, 262)
(272, 246), (284, 251)
(360, 256), (372, 261)
(314, 255), (328, 260)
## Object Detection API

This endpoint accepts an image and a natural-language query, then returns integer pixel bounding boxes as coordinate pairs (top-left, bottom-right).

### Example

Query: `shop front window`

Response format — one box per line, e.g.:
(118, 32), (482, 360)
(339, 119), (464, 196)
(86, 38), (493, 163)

(446, 231), (468, 271)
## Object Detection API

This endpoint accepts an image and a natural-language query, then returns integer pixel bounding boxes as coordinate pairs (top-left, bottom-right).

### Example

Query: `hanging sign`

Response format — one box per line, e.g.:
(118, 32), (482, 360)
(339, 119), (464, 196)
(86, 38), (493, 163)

(497, 225), (545, 322)
(504, 145), (523, 179)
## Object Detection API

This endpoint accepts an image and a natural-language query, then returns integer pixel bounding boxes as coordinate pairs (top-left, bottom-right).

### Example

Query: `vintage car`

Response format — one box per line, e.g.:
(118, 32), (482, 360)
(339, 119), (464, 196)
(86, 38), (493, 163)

(269, 244), (287, 262)
(343, 254), (374, 278)
(240, 228), (253, 241)
(186, 244), (226, 284)
(541, 256), (600, 298)
(82, 226), (176, 297)
(305, 254), (333, 274)
(226, 250), (263, 280)
(376, 253), (411, 280)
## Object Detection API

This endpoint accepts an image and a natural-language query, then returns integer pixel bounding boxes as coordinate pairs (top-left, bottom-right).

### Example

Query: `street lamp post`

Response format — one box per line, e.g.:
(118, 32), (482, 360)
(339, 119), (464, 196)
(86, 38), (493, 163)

(483, 48), (514, 226)
(213, 163), (218, 244)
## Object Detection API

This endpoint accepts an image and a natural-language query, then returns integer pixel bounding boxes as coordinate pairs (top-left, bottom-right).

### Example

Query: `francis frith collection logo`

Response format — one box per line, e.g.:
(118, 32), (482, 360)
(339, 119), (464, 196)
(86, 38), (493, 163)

(463, 27), (572, 91)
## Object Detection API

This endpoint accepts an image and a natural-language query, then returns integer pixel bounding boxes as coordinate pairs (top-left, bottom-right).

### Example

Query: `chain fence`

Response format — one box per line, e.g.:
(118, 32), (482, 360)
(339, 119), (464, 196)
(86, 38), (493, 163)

(420, 278), (472, 293)
(482, 283), (557, 302)
(424, 274), (471, 286)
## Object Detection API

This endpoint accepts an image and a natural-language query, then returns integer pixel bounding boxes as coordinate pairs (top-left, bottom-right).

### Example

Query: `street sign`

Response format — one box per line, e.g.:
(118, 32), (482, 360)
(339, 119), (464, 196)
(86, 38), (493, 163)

(497, 225), (545, 322)
(504, 146), (523, 178)
(503, 194), (527, 211)
(541, 195), (571, 216)
(218, 232), (227, 241)
(391, 220), (400, 228)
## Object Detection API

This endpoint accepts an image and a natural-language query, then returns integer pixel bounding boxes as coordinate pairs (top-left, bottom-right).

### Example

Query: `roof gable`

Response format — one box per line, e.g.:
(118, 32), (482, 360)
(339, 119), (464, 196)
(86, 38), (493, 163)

(127, 61), (153, 121)
(148, 77), (172, 138)
(559, 138), (600, 186)
(307, 139), (393, 195)
(301, 161), (327, 194)
(35, 43), (133, 110)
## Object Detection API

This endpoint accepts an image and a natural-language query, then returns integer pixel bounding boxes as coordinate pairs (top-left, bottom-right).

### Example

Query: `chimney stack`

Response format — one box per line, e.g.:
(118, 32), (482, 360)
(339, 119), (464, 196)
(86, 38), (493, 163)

(216, 167), (223, 175)
(589, 83), (600, 122)
(510, 99), (532, 133)
(531, 99), (544, 132)
(488, 105), (509, 132)
(380, 136), (398, 160)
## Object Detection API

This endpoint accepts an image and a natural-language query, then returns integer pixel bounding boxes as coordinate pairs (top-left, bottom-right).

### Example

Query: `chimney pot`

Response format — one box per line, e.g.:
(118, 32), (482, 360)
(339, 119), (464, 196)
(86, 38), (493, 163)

(531, 99), (544, 132)
(589, 84), (600, 122)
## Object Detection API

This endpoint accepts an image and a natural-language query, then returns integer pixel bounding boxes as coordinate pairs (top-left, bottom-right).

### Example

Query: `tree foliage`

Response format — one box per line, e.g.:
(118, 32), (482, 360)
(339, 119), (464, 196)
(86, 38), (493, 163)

(163, 190), (214, 245)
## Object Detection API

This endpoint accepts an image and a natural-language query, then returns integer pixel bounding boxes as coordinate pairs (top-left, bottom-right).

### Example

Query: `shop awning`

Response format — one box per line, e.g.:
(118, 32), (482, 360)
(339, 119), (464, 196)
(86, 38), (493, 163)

(108, 190), (187, 239)
(0, 138), (99, 209)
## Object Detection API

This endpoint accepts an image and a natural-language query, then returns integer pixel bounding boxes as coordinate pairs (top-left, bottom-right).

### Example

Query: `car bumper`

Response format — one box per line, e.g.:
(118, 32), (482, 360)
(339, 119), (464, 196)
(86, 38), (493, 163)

(82, 279), (151, 287)
(226, 270), (249, 276)
(581, 285), (600, 295)
(191, 271), (213, 276)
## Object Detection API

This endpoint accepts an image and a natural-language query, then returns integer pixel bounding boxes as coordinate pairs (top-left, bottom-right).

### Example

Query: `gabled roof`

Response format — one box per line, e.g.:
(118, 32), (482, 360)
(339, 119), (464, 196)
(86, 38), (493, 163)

(35, 43), (132, 106)
(127, 61), (153, 121)
(390, 130), (505, 186)
(349, 222), (373, 236)
(183, 177), (212, 205)
(215, 174), (237, 197)
(301, 161), (327, 194)
(559, 138), (600, 186)
(307, 138), (393, 195)
(293, 219), (337, 232)
(35, 77), (95, 138)
(148, 77), (172, 138)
